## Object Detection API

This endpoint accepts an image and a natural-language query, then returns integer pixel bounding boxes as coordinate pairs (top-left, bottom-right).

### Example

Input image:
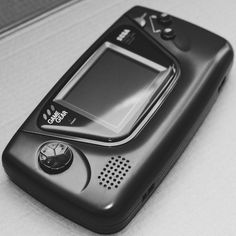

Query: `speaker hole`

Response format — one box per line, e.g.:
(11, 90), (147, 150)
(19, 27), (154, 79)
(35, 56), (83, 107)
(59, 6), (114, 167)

(98, 156), (131, 189)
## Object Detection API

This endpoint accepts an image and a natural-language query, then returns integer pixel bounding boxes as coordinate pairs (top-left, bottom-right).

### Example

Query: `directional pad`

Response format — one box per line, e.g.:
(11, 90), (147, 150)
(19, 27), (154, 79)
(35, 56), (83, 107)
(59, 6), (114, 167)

(39, 142), (73, 174)
(40, 145), (55, 157)
(47, 142), (58, 150)
(55, 143), (67, 155)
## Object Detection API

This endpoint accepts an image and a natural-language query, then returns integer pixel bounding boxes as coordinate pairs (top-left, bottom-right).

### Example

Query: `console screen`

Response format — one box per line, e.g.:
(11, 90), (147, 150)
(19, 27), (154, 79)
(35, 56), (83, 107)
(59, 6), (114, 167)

(55, 45), (167, 133)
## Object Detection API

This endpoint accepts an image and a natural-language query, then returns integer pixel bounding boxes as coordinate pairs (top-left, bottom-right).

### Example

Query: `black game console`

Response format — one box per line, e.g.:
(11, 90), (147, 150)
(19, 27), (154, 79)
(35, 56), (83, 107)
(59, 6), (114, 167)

(2, 6), (234, 234)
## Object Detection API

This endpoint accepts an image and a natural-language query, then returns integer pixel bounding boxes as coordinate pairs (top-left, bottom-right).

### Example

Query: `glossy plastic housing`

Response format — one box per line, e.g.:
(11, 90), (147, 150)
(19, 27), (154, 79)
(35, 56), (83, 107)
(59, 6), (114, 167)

(2, 6), (234, 234)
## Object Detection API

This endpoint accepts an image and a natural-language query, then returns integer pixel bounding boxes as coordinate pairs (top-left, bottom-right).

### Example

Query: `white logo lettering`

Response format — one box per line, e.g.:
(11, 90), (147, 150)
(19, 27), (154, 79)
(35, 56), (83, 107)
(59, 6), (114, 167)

(47, 110), (68, 124)
(116, 29), (131, 42)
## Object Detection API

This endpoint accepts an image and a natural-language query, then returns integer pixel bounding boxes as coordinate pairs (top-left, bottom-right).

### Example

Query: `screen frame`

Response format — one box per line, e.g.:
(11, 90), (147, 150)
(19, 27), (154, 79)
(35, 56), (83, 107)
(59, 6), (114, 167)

(55, 42), (167, 103)
(54, 42), (168, 132)
(41, 42), (177, 146)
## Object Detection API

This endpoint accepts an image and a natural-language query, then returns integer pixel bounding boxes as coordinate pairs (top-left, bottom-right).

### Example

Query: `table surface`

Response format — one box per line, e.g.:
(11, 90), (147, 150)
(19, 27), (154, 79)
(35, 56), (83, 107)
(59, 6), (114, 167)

(0, 0), (80, 36)
(0, 0), (236, 235)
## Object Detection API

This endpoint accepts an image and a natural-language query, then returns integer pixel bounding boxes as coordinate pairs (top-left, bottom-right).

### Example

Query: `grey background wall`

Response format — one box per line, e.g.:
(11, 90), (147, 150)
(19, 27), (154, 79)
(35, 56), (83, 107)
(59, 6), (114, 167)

(0, 0), (235, 235)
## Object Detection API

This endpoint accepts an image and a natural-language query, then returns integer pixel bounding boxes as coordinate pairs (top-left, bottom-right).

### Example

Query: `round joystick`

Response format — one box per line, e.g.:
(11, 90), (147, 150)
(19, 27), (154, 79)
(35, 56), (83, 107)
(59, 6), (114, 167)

(38, 142), (73, 174)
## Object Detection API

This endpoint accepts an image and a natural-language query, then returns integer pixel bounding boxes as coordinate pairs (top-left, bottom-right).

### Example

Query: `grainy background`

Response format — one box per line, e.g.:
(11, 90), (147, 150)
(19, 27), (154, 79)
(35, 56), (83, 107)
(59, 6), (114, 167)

(0, 0), (236, 235)
(0, 0), (81, 35)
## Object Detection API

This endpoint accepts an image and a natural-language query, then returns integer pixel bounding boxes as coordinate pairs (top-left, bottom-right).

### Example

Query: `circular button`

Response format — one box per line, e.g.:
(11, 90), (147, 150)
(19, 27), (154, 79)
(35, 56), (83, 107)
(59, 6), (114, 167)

(158, 13), (172, 25)
(161, 28), (176, 40)
(38, 142), (73, 174)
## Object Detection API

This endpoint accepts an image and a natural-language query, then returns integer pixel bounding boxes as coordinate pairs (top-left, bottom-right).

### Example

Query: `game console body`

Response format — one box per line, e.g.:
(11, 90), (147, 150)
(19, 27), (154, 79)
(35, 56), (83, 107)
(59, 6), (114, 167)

(2, 6), (234, 234)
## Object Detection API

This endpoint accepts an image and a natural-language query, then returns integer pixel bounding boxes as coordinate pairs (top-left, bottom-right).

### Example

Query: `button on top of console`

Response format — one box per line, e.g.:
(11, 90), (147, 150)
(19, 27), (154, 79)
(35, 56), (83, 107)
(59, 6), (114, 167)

(134, 12), (147, 27)
(161, 28), (176, 40)
(158, 13), (172, 25)
(39, 142), (73, 174)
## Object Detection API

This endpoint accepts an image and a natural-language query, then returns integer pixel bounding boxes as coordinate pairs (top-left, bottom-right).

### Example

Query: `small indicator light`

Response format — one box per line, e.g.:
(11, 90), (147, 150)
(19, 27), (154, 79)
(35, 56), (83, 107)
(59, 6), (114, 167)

(47, 109), (51, 116)
(51, 105), (55, 111)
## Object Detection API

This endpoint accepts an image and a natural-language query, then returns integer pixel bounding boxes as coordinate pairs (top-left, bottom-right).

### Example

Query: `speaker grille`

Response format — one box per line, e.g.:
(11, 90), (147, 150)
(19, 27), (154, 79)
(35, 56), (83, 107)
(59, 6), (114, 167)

(98, 156), (131, 190)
